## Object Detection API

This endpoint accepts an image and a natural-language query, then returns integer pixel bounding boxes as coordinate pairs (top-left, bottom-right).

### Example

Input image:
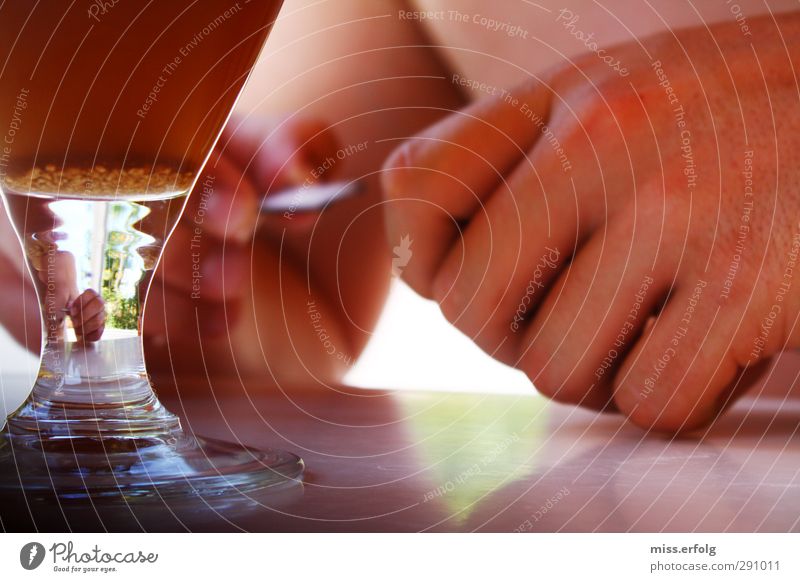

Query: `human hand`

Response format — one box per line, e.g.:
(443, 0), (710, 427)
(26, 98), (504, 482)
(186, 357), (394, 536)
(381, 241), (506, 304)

(144, 115), (340, 368)
(69, 288), (105, 343)
(0, 211), (80, 349)
(382, 15), (800, 432)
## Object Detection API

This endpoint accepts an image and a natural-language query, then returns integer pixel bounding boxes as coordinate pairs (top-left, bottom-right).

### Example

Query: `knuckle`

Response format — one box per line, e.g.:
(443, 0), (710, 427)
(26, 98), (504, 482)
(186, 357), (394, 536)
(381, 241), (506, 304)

(613, 378), (712, 433)
(520, 349), (579, 404)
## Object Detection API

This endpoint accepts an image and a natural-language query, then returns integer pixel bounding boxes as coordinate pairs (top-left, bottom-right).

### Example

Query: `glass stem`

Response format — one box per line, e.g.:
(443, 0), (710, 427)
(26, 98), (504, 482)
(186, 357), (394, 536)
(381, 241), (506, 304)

(6, 281), (180, 439)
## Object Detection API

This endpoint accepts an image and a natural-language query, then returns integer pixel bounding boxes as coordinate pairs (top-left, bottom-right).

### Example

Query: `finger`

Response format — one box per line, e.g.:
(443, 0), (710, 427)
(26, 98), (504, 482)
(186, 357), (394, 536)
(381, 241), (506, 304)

(381, 80), (551, 297)
(425, 81), (639, 360)
(270, 119), (342, 187)
(518, 208), (674, 411)
(430, 155), (577, 362)
(69, 290), (104, 320)
(71, 290), (105, 339)
(154, 153), (256, 302)
(144, 276), (241, 343)
(185, 152), (258, 243)
(75, 311), (105, 341)
(386, 78), (551, 212)
(155, 217), (248, 302)
(79, 327), (104, 343)
(612, 281), (742, 432)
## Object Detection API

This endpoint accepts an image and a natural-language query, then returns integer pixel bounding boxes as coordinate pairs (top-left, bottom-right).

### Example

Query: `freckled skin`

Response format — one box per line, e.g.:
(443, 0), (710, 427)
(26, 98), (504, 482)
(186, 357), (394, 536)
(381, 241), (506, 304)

(383, 13), (800, 432)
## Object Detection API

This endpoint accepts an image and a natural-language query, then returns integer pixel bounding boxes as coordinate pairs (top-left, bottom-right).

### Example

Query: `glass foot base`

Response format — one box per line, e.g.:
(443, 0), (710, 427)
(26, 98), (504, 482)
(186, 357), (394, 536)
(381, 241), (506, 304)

(0, 430), (304, 502)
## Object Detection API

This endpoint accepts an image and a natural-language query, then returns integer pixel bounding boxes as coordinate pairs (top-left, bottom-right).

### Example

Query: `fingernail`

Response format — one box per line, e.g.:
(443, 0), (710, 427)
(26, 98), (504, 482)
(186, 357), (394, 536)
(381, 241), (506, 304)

(285, 161), (313, 186)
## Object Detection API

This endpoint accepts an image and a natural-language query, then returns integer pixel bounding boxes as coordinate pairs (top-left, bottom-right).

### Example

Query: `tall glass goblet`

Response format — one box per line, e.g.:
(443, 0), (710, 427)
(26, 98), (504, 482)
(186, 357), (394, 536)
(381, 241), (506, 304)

(0, 0), (302, 501)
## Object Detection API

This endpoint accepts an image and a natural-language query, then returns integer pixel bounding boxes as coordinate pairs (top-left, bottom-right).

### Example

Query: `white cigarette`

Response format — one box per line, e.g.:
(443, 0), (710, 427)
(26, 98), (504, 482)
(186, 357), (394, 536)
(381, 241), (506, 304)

(259, 181), (363, 214)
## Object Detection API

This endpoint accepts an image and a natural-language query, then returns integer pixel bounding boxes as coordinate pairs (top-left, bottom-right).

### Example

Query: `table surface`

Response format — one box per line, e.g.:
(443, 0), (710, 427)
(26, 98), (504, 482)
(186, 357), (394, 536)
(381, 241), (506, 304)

(2, 369), (800, 532)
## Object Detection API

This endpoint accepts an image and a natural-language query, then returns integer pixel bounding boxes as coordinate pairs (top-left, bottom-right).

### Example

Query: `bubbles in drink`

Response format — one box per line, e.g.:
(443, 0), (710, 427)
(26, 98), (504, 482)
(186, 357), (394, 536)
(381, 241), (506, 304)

(4, 164), (194, 200)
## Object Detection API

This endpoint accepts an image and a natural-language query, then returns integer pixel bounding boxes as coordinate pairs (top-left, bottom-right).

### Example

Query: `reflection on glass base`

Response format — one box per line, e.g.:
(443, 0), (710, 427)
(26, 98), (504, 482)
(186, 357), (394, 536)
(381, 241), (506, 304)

(0, 336), (304, 504)
(0, 431), (304, 502)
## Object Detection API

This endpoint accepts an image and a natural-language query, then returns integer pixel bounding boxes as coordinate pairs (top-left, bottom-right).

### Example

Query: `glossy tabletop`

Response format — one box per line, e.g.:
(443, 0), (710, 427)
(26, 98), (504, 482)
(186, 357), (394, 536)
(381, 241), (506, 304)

(2, 364), (799, 532)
